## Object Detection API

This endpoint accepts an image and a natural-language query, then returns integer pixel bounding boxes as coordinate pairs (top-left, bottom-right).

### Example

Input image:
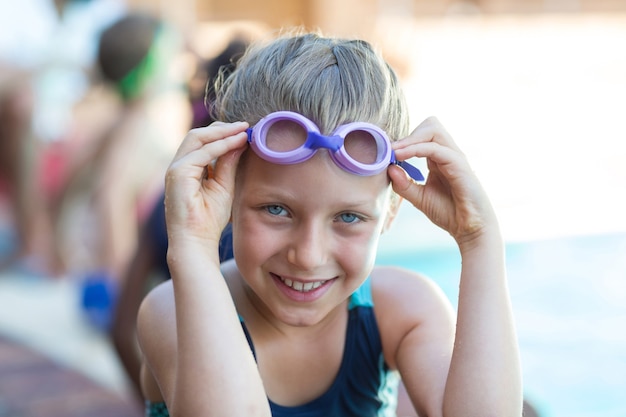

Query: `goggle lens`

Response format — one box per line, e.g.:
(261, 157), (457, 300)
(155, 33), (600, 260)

(265, 119), (307, 152)
(343, 130), (381, 165)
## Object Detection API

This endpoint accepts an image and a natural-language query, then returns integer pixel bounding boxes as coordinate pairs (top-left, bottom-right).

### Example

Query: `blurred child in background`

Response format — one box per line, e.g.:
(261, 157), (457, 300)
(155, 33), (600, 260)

(52, 12), (190, 329)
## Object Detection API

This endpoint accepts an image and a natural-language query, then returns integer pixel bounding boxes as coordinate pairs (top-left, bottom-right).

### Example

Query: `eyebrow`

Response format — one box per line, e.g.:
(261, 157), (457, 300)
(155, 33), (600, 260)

(249, 185), (382, 208)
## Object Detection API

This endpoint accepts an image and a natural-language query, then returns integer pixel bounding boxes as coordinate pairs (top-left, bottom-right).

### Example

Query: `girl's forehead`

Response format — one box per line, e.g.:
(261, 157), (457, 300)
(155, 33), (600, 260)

(237, 150), (391, 202)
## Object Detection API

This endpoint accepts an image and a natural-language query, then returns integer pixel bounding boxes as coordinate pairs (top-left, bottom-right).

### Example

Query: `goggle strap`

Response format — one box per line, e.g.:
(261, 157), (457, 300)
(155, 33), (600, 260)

(395, 160), (425, 181)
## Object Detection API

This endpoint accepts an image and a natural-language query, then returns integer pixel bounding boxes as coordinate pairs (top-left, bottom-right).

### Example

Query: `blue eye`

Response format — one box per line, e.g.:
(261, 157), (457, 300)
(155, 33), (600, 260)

(266, 205), (287, 216)
(338, 212), (361, 224)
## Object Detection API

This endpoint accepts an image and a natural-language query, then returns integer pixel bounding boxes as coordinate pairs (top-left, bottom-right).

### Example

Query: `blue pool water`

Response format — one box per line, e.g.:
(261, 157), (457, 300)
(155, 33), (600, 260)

(376, 232), (626, 417)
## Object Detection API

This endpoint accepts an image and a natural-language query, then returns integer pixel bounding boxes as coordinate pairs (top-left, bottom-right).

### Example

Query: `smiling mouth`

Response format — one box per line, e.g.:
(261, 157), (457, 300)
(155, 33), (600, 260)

(276, 276), (329, 293)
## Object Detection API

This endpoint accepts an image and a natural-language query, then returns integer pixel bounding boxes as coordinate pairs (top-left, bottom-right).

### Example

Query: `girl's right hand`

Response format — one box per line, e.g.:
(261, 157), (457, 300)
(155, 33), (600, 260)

(164, 121), (249, 248)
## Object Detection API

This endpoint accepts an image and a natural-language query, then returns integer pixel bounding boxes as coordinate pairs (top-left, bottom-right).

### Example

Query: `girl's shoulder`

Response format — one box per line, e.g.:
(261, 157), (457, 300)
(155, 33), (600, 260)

(137, 280), (177, 361)
(138, 261), (241, 333)
(370, 264), (448, 309)
(139, 279), (176, 319)
(136, 280), (178, 403)
(369, 265), (455, 370)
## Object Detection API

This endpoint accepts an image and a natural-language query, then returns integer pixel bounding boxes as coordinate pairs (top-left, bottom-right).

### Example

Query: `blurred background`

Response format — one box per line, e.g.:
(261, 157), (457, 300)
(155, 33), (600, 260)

(1, 0), (625, 416)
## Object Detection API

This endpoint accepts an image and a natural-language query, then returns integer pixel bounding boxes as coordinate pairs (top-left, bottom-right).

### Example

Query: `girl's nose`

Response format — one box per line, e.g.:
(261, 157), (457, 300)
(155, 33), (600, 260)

(286, 222), (328, 270)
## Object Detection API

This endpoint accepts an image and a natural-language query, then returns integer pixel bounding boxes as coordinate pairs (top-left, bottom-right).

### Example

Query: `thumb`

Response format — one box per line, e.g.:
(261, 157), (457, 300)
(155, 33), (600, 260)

(388, 164), (424, 209)
(213, 146), (247, 194)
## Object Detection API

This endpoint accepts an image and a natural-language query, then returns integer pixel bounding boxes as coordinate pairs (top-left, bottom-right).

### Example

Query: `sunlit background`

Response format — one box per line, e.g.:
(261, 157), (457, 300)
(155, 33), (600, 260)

(1, 1), (625, 416)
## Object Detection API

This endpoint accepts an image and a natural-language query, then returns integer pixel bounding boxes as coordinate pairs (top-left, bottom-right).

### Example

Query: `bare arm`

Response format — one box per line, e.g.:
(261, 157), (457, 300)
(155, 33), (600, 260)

(388, 117), (522, 417)
(445, 229), (520, 416)
(139, 122), (270, 416)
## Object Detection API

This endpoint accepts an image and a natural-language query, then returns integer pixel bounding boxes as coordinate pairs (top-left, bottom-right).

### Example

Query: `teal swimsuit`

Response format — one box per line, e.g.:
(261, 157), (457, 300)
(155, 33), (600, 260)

(146, 278), (399, 416)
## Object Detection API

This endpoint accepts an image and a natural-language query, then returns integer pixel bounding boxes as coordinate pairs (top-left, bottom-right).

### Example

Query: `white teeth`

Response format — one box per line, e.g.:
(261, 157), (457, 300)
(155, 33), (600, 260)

(280, 277), (326, 292)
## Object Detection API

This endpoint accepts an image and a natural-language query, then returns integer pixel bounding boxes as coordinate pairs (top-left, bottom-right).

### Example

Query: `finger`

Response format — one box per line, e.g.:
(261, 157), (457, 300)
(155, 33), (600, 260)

(173, 121), (249, 160)
(388, 164), (425, 207)
(171, 129), (248, 174)
(394, 116), (461, 153)
(174, 121), (248, 158)
(212, 145), (247, 195)
(392, 141), (465, 176)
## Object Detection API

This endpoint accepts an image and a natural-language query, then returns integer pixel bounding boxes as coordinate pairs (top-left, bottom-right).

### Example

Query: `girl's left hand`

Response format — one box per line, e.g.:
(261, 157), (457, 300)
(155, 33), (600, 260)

(388, 117), (498, 247)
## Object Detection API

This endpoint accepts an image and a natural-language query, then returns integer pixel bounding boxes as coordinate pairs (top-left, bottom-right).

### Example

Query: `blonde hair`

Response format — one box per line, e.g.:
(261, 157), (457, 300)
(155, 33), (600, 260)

(213, 30), (409, 141)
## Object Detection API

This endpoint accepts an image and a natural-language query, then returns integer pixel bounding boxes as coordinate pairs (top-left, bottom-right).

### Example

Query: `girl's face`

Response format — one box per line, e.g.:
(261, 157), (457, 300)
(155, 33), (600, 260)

(231, 142), (395, 328)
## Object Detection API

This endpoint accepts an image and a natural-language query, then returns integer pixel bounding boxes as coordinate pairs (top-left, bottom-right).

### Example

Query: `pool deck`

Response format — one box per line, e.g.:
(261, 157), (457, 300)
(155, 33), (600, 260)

(0, 271), (142, 416)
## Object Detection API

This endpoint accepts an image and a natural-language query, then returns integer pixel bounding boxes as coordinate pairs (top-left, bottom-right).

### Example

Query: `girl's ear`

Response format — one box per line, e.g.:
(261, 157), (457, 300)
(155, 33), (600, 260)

(382, 192), (403, 234)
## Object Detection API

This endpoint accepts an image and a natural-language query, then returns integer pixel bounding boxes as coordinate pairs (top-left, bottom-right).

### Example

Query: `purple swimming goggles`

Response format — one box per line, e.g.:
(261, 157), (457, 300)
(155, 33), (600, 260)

(246, 111), (424, 181)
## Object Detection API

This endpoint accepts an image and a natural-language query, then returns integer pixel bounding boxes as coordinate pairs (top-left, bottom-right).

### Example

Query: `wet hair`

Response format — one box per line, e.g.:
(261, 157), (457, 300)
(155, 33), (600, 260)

(213, 30), (409, 141)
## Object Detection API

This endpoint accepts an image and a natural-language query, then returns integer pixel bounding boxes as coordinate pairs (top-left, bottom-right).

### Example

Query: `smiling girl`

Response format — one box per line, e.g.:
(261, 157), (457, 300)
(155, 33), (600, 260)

(137, 30), (522, 417)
